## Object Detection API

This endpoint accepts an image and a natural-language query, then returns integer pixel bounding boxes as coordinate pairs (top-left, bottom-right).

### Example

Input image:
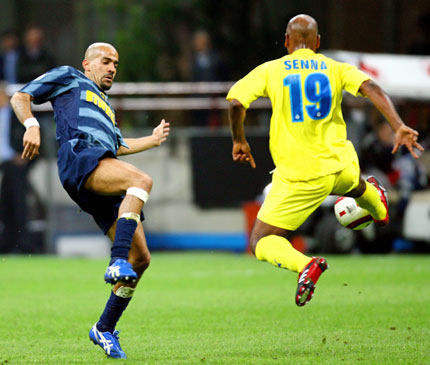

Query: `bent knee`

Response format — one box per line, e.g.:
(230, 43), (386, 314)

(249, 219), (291, 255)
(249, 231), (264, 255)
(138, 173), (153, 193)
(345, 177), (366, 198)
(130, 172), (153, 193)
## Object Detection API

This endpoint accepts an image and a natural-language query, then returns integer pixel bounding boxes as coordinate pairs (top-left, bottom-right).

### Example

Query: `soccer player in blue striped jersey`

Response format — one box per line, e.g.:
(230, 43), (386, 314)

(11, 42), (170, 359)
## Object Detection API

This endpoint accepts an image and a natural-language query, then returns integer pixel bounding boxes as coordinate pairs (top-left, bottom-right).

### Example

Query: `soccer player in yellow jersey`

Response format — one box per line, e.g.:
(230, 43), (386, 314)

(227, 14), (424, 306)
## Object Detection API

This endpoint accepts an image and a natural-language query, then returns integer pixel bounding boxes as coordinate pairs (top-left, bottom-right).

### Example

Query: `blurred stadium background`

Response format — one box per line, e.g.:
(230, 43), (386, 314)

(0, 0), (429, 256)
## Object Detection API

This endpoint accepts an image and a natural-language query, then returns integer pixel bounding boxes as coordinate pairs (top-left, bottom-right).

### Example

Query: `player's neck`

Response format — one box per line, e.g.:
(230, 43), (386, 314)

(291, 44), (311, 52)
(289, 45), (315, 55)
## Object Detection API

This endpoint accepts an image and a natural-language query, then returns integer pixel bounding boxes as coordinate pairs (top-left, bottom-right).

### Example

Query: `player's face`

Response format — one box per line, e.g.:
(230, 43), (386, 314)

(86, 46), (119, 90)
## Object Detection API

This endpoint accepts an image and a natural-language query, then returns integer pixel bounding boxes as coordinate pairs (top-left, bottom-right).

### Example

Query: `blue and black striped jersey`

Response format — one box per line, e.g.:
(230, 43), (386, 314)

(19, 66), (127, 154)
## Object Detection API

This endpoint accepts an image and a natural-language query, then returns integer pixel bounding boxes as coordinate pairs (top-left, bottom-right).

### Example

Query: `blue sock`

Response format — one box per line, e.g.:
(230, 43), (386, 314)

(97, 291), (132, 333)
(110, 218), (138, 265)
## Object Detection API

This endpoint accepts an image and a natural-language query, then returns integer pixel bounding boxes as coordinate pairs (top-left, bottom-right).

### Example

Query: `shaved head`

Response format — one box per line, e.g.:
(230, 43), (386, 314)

(84, 42), (118, 61)
(284, 14), (320, 53)
(286, 14), (318, 38)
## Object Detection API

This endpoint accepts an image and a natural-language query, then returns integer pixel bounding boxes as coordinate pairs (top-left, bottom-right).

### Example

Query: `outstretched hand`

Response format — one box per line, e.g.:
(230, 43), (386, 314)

(22, 126), (41, 160)
(152, 119), (170, 146)
(392, 124), (425, 159)
(232, 140), (256, 168)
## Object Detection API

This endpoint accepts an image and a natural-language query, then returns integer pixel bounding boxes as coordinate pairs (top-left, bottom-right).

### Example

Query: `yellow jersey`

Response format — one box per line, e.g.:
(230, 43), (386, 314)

(227, 48), (370, 181)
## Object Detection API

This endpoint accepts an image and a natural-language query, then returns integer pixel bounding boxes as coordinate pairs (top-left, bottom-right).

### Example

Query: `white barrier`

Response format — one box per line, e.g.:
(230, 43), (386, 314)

(6, 51), (430, 114)
(324, 50), (430, 100)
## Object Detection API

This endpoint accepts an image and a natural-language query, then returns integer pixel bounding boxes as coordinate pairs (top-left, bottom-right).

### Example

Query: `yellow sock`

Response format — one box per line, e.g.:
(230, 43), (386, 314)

(255, 235), (311, 273)
(355, 181), (387, 220)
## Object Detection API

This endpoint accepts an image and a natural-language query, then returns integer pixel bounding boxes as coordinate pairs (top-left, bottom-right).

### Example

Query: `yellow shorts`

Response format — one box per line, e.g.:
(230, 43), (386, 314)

(257, 159), (361, 231)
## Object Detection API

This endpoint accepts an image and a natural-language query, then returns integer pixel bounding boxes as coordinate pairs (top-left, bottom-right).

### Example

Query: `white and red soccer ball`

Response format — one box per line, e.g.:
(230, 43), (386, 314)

(334, 196), (373, 230)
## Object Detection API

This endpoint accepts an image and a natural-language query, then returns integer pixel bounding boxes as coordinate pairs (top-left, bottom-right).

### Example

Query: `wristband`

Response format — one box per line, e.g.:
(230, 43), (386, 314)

(24, 117), (40, 130)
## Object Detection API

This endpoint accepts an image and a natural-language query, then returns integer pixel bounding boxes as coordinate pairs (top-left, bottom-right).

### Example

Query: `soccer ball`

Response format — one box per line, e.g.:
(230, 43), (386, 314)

(334, 196), (373, 230)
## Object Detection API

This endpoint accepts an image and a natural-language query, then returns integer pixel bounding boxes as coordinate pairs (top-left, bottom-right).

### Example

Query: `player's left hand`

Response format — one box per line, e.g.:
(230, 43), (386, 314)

(392, 124), (425, 159)
(152, 119), (170, 146)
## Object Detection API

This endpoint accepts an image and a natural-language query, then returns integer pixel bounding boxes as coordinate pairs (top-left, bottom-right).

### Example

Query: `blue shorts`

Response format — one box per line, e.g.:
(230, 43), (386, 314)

(57, 139), (144, 234)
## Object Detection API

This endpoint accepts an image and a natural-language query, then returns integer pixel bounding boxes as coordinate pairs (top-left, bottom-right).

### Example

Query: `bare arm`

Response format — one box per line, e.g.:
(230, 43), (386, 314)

(359, 79), (424, 158)
(117, 119), (170, 156)
(10, 92), (41, 160)
(228, 99), (256, 168)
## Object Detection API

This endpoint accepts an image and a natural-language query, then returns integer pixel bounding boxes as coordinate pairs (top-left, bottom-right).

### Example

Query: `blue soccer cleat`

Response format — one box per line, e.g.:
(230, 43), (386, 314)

(89, 324), (127, 359)
(104, 259), (138, 284)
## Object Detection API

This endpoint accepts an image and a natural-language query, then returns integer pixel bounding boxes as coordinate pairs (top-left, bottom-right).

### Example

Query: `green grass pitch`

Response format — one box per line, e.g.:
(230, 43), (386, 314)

(1, 252), (429, 364)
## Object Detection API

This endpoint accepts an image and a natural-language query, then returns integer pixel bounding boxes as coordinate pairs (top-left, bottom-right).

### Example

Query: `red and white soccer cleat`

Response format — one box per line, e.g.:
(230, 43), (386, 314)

(366, 175), (389, 226)
(295, 257), (328, 306)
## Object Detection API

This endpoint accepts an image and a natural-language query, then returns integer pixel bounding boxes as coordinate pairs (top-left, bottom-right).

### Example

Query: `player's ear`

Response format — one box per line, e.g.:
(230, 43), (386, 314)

(82, 59), (90, 72)
(284, 33), (289, 49)
(315, 34), (321, 50)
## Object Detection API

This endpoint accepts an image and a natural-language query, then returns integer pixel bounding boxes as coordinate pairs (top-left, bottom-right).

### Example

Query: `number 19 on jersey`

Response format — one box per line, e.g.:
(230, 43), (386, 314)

(283, 73), (332, 122)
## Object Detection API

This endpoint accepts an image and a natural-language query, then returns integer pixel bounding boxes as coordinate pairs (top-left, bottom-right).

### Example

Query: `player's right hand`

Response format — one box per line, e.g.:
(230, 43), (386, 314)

(22, 126), (41, 160)
(232, 141), (256, 168)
